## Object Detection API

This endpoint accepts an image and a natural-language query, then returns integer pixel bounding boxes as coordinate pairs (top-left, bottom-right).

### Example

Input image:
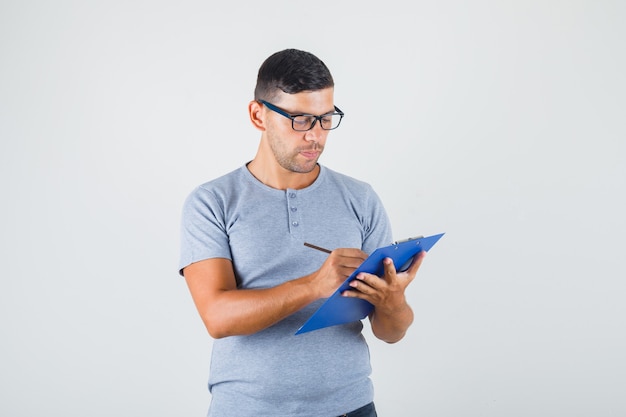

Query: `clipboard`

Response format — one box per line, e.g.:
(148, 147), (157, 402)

(295, 233), (445, 335)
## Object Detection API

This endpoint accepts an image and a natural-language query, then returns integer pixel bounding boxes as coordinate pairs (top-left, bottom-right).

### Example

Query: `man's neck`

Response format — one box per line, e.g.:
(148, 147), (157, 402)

(247, 159), (320, 190)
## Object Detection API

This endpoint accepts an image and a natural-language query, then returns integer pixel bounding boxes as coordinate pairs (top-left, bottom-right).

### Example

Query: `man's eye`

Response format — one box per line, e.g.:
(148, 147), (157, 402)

(293, 116), (312, 126)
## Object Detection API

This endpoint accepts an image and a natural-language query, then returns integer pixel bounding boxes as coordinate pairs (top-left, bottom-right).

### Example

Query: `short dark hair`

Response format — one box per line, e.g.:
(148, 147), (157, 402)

(254, 49), (334, 102)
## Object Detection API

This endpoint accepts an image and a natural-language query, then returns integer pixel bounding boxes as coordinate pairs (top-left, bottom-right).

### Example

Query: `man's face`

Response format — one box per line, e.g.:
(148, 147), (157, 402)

(263, 88), (335, 174)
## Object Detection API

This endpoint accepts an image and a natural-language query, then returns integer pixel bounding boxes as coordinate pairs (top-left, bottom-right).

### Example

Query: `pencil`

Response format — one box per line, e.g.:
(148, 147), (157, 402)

(303, 242), (332, 254)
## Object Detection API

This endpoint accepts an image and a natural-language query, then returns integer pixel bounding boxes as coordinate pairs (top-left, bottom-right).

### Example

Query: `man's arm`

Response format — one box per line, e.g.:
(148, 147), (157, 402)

(343, 251), (426, 343)
(183, 249), (368, 339)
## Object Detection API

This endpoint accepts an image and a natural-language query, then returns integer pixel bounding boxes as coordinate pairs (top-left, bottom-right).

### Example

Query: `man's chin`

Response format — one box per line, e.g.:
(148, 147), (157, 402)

(291, 161), (319, 174)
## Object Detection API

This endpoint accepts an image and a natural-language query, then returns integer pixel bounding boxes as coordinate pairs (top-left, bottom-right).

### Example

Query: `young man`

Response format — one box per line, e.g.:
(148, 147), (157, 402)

(179, 48), (426, 417)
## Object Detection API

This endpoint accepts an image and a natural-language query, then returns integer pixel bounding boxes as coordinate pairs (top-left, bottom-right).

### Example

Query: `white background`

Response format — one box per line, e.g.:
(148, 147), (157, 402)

(1, 1), (625, 416)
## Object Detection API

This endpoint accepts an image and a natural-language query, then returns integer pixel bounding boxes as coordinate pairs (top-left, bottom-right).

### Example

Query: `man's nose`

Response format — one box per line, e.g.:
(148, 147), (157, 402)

(304, 119), (324, 141)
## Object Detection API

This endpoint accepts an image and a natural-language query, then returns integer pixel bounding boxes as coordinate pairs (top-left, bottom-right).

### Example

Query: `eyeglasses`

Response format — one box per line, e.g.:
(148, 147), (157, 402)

(259, 100), (344, 131)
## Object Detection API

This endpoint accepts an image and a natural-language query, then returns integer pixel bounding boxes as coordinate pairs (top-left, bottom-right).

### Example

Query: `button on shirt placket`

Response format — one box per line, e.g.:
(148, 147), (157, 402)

(287, 190), (301, 236)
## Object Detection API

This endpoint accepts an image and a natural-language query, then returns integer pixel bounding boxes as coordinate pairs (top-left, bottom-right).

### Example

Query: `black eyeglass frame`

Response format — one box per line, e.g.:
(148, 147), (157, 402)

(259, 100), (344, 131)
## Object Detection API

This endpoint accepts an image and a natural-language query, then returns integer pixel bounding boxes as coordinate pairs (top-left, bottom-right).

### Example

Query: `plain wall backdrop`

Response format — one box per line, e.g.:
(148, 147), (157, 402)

(1, 1), (625, 416)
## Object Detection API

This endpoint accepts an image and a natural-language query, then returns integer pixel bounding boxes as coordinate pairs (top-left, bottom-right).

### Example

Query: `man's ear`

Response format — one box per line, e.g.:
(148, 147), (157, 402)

(248, 100), (266, 131)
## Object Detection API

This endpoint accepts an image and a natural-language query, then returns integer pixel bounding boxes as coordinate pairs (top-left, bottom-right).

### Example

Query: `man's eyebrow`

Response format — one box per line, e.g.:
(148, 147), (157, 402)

(292, 108), (336, 115)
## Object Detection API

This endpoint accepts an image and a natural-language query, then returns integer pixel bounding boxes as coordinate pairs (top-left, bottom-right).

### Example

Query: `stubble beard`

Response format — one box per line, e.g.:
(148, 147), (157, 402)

(272, 141), (324, 174)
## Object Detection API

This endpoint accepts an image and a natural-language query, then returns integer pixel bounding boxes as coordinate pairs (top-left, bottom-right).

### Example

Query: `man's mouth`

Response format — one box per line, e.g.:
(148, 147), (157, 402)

(300, 150), (320, 159)
(299, 144), (322, 159)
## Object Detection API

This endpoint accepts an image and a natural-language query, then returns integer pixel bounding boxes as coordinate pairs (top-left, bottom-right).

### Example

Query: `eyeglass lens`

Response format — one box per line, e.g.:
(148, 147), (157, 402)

(292, 114), (342, 131)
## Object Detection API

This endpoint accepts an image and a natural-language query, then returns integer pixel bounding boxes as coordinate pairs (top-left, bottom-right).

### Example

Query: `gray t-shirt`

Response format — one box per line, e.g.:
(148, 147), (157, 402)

(179, 164), (392, 417)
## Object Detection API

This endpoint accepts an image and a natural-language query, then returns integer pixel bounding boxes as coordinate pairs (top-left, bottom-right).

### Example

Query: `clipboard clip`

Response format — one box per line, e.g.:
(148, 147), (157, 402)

(392, 235), (424, 246)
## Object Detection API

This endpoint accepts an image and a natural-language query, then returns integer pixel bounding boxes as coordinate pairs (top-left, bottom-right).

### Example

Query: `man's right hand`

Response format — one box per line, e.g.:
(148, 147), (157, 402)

(310, 248), (368, 298)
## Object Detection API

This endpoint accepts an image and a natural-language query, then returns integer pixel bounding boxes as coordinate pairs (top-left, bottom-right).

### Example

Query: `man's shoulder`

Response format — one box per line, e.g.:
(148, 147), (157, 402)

(183, 166), (246, 207)
(197, 166), (245, 190)
(321, 165), (374, 192)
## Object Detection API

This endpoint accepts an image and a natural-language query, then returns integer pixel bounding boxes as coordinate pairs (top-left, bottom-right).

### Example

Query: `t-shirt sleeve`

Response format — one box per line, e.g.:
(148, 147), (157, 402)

(360, 185), (393, 255)
(178, 185), (232, 276)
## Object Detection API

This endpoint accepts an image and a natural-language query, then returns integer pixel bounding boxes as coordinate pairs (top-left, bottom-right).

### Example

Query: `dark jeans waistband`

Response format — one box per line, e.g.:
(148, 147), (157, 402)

(338, 402), (377, 417)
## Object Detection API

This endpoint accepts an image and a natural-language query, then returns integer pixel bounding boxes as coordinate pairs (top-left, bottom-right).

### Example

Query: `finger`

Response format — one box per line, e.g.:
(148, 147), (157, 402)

(353, 272), (379, 290)
(341, 286), (369, 300)
(382, 257), (398, 283)
(333, 248), (368, 261)
(404, 250), (426, 280)
(329, 250), (368, 270)
(324, 252), (366, 277)
(346, 277), (374, 298)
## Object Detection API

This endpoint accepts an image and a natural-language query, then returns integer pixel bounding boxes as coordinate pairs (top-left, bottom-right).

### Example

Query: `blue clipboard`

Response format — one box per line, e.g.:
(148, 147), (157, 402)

(295, 233), (445, 335)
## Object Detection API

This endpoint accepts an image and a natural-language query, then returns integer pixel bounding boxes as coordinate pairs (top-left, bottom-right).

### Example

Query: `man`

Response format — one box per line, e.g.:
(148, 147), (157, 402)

(179, 48), (426, 417)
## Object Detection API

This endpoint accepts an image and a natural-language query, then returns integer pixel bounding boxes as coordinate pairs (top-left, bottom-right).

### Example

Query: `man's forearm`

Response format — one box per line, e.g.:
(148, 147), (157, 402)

(199, 275), (319, 338)
(370, 301), (414, 343)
